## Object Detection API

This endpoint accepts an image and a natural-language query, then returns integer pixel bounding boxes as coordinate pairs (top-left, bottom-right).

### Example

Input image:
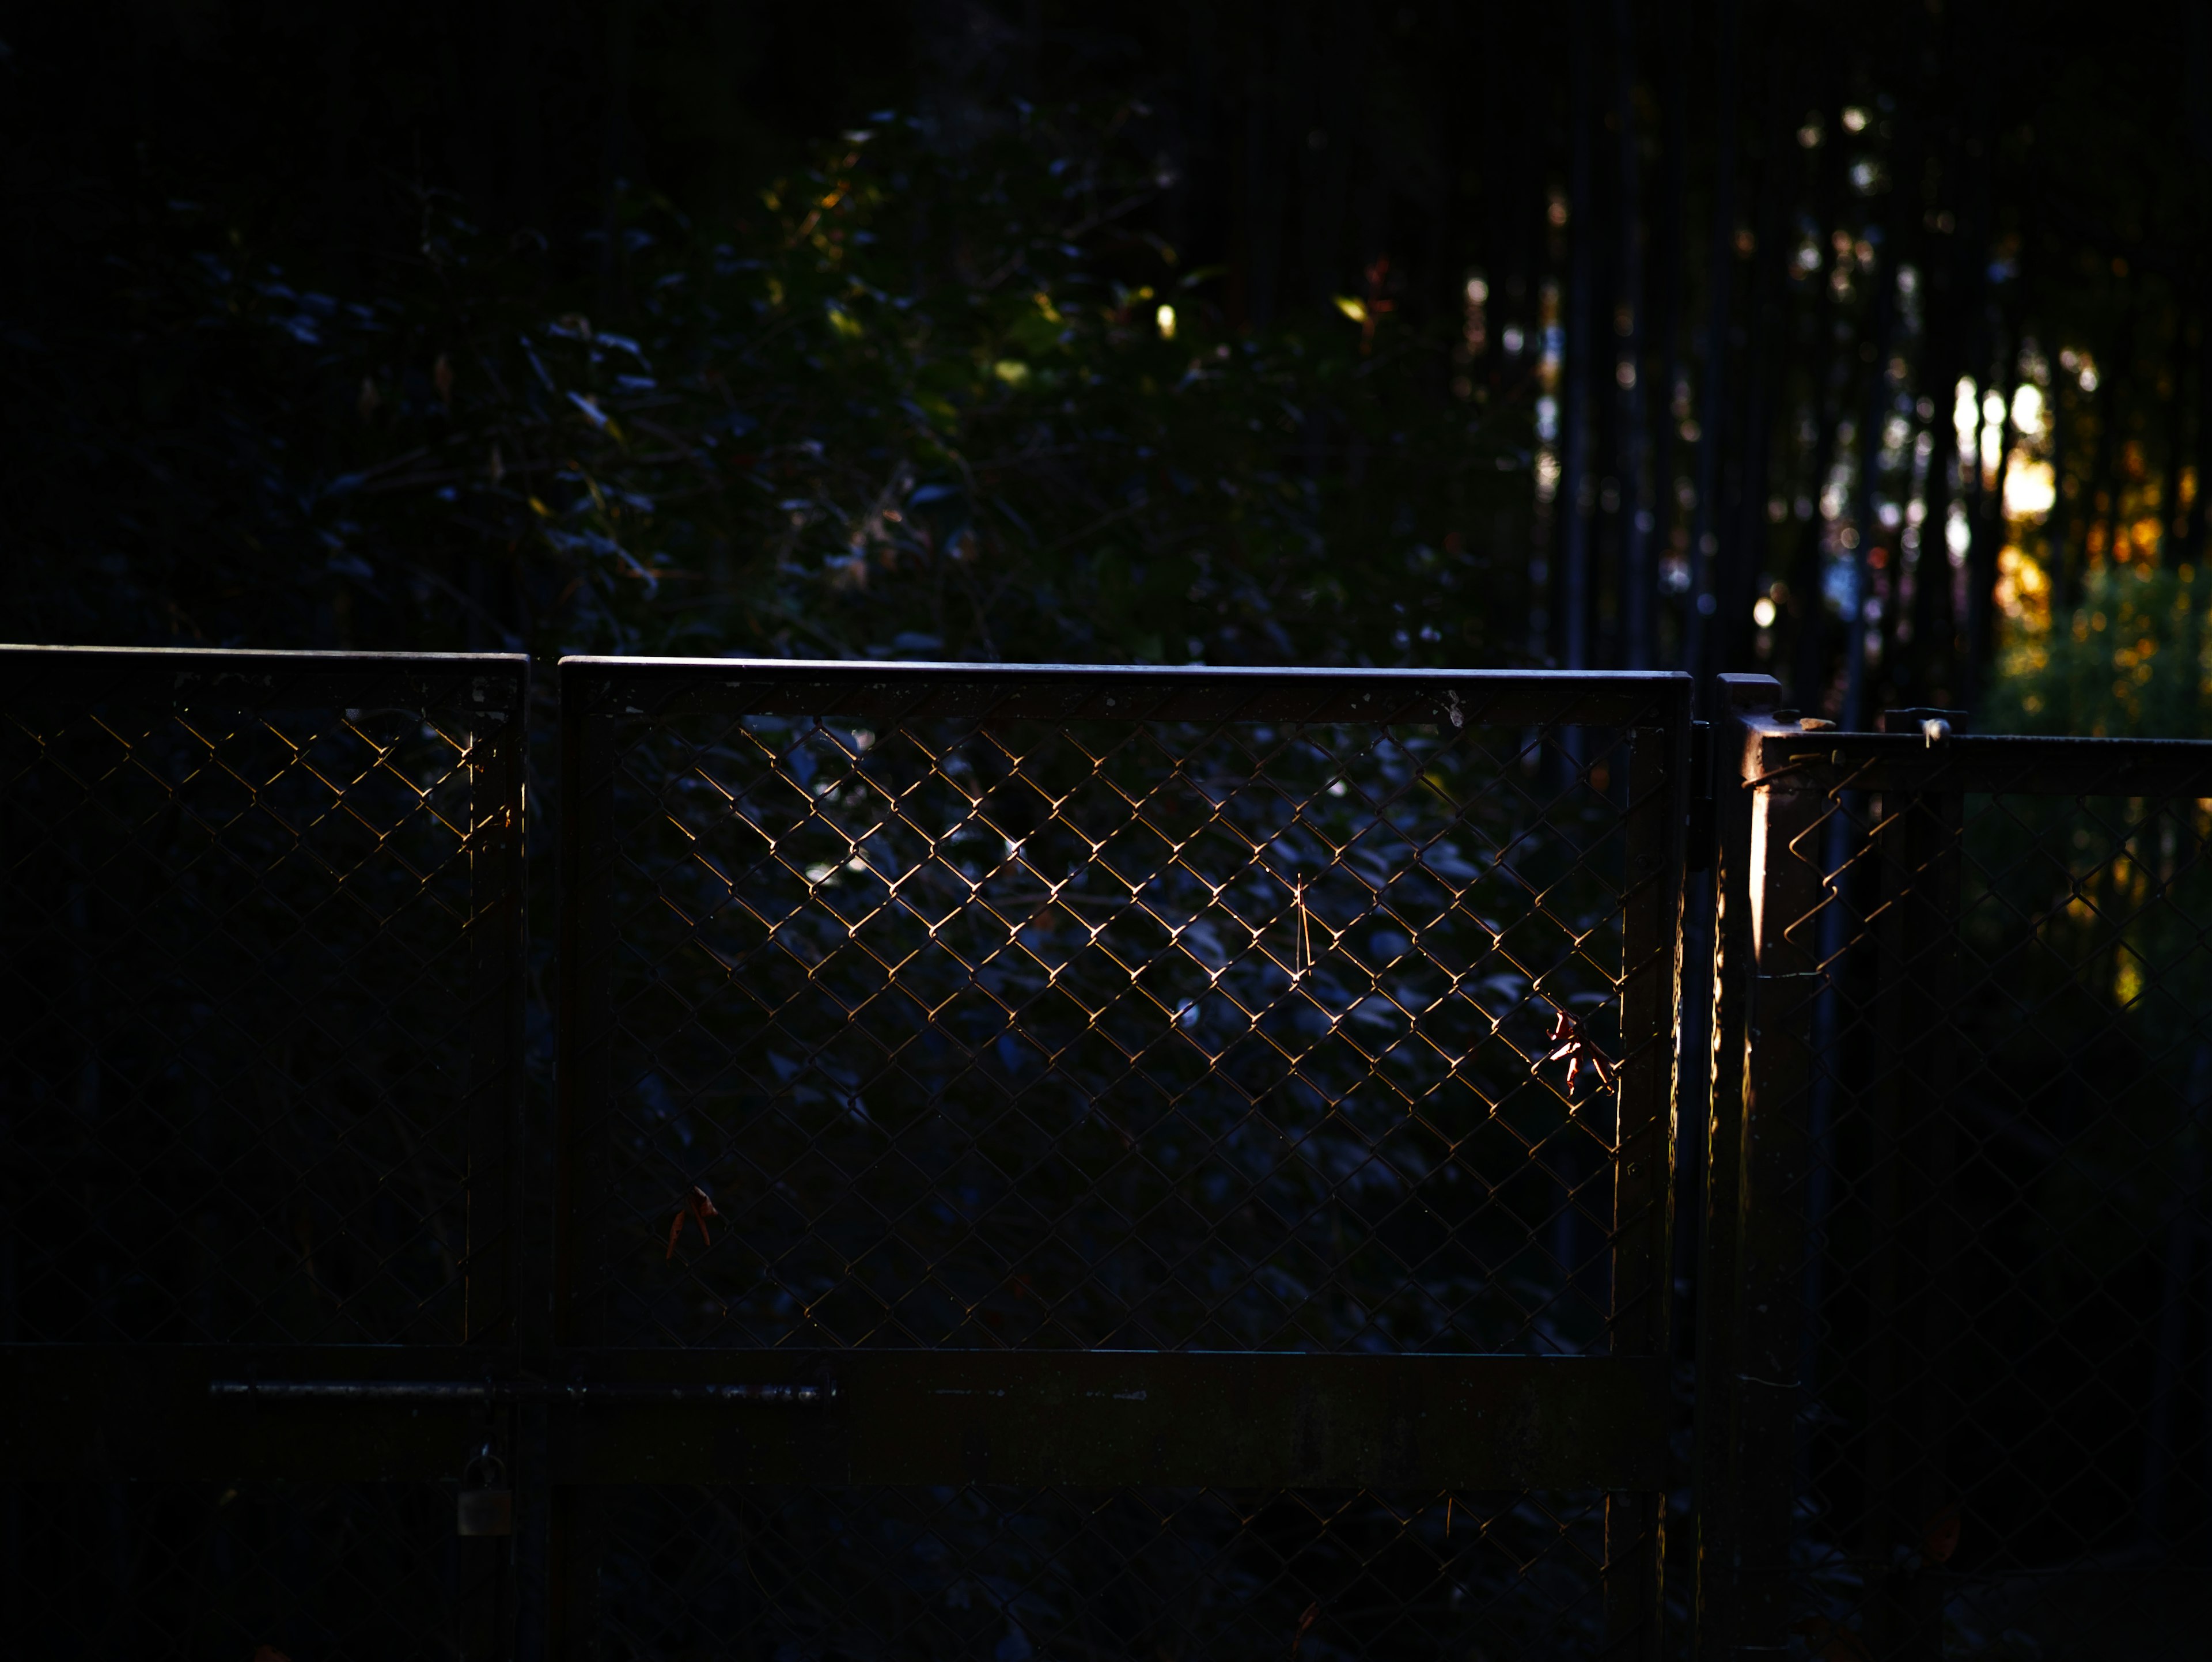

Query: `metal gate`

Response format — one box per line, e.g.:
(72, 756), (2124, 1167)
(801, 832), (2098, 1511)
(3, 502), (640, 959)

(1700, 673), (2212, 1659)
(0, 647), (530, 1657)
(5, 649), (1691, 1658)
(550, 658), (1689, 1659)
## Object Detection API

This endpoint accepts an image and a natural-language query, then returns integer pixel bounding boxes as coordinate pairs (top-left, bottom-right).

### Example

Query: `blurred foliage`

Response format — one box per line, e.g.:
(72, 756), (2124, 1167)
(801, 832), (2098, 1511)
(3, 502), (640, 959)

(13, 105), (1527, 668)
(1987, 563), (2211, 736)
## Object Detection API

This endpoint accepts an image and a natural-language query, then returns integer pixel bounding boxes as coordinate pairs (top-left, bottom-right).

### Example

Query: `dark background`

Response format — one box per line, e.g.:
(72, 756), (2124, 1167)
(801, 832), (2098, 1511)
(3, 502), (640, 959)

(6, 0), (2209, 730)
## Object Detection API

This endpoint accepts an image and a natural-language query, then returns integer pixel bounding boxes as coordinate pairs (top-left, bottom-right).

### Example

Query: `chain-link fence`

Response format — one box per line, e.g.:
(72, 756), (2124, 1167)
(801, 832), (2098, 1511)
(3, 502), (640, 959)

(1703, 679), (2212, 1660)
(555, 659), (1688, 1660)
(1, 648), (529, 1659)
(82, 649), (2212, 1660)
(588, 1483), (1613, 1658)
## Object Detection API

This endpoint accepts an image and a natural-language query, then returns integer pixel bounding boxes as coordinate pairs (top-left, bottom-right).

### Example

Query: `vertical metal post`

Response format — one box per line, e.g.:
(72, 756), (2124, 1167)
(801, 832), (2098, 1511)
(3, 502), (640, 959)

(1866, 774), (1964, 1658)
(465, 677), (528, 1344)
(550, 665), (614, 1662)
(1694, 678), (1767, 1655)
(1736, 710), (1826, 1650)
(464, 673), (528, 1662)
(1695, 675), (1822, 1654)
(1604, 694), (1690, 1660)
(1857, 788), (1906, 1652)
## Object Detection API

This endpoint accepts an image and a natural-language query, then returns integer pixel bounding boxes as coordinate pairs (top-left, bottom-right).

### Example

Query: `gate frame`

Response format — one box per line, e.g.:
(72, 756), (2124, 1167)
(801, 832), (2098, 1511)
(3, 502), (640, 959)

(1696, 671), (2212, 1656)
(0, 645), (533, 1653)
(550, 656), (1695, 1661)
(1, 648), (1695, 1661)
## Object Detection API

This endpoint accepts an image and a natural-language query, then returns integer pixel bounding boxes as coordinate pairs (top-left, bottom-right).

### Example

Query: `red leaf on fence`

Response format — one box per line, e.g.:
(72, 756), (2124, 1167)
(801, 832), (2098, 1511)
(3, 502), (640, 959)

(665, 1184), (719, 1259)
(1532, 1008), (1618, 1095)
(1922, 1501), (1961, 1565)
(1290, 1601), (1320, 1660)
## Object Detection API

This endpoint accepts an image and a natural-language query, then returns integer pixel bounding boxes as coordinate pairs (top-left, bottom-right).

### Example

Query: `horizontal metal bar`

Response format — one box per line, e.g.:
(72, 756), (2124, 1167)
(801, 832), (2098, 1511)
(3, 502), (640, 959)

(563, 656), (1691, 729)
(5, 1344), (1666, 1489)
(209, 1379), (828, 1406)
(1743, 722), (2212, 798)
(558, 1346), (1670, 1489)
(0, 645), (528, 714)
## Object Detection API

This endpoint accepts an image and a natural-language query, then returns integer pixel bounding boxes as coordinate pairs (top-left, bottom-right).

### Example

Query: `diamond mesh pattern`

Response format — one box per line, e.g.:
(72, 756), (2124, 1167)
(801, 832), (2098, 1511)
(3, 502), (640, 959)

(1, 671), (524, 1344)
(593, 1485), (1612, 1661)
(5, 656), (1680, 1656)
(571, 691), (1671, 1356)
(1756, 762), (2212, 1656)
(559, 667), (1682, 1658)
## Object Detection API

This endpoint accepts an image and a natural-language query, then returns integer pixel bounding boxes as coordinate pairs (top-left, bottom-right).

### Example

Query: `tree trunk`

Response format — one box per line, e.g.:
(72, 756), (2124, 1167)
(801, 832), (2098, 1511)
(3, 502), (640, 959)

(1644, 4), (1692, 672)
(2076, 293), (2137, 605)
(323, 4), (359, 281)
(1682, 0), (1741, 684)
(1613, 0), (1652, 668)
(1962, 323), (2018, 710)
(1843, 128), (1913, 732)
(1561, 0), (1600, 671)
(1906, 139), (1984, 706)
(2161, 313), (2192, 568)
(2190, 284), (2212, 567)
(597, 0), (637, 315)
(1721, 21), (1795, 682)
(1790, 90), (1850, 714)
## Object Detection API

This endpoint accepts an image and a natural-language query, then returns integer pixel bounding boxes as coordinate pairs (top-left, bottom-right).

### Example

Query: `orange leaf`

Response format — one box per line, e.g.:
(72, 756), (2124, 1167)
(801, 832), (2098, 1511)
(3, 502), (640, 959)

(1923, 1501), (1961, 1564)
(665, 1185), (720, 1259)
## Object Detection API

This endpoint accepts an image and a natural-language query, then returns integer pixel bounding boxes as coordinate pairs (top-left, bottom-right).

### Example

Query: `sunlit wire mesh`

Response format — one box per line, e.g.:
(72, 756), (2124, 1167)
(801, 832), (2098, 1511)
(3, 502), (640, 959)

(567, 676), (1676, 1357)
(1760, 759), (2211, 1658)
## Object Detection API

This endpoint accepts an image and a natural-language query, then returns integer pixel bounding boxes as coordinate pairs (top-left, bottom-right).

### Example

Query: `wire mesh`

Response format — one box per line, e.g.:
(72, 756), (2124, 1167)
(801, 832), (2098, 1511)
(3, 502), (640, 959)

(0, 654), (527, 1345)
(1754, 752), (2211, 1659)
(560, 661), (1685, 1658)
(0, 650), (528, 1660)
(567, 674), (1676, 1356)
(592, 1484), (1614, 1661)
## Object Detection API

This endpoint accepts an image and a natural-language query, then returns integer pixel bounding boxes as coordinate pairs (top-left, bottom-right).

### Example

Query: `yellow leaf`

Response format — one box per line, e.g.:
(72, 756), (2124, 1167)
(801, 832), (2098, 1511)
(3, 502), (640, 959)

(528, 497), (552, 519)
(993, 359), (1031, 387)
(1334, 296), (1369, 324)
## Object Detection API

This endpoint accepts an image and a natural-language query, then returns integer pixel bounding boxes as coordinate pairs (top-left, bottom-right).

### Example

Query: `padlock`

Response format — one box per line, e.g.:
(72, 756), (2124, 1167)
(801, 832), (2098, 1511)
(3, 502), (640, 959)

(457, 1448), (513, 1538)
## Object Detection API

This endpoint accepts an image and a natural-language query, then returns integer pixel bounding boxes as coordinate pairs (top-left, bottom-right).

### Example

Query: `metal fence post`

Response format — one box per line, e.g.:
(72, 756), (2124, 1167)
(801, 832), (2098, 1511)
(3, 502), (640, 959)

(550, 671), (615, 1662)
(465, 676), (529, 1658)
(1696, 674), (1824, 1655)
(1603, 698), (1691, 1659)
(1858, 733), (1965, 1658)
(1694, 675), (1771, 1654)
